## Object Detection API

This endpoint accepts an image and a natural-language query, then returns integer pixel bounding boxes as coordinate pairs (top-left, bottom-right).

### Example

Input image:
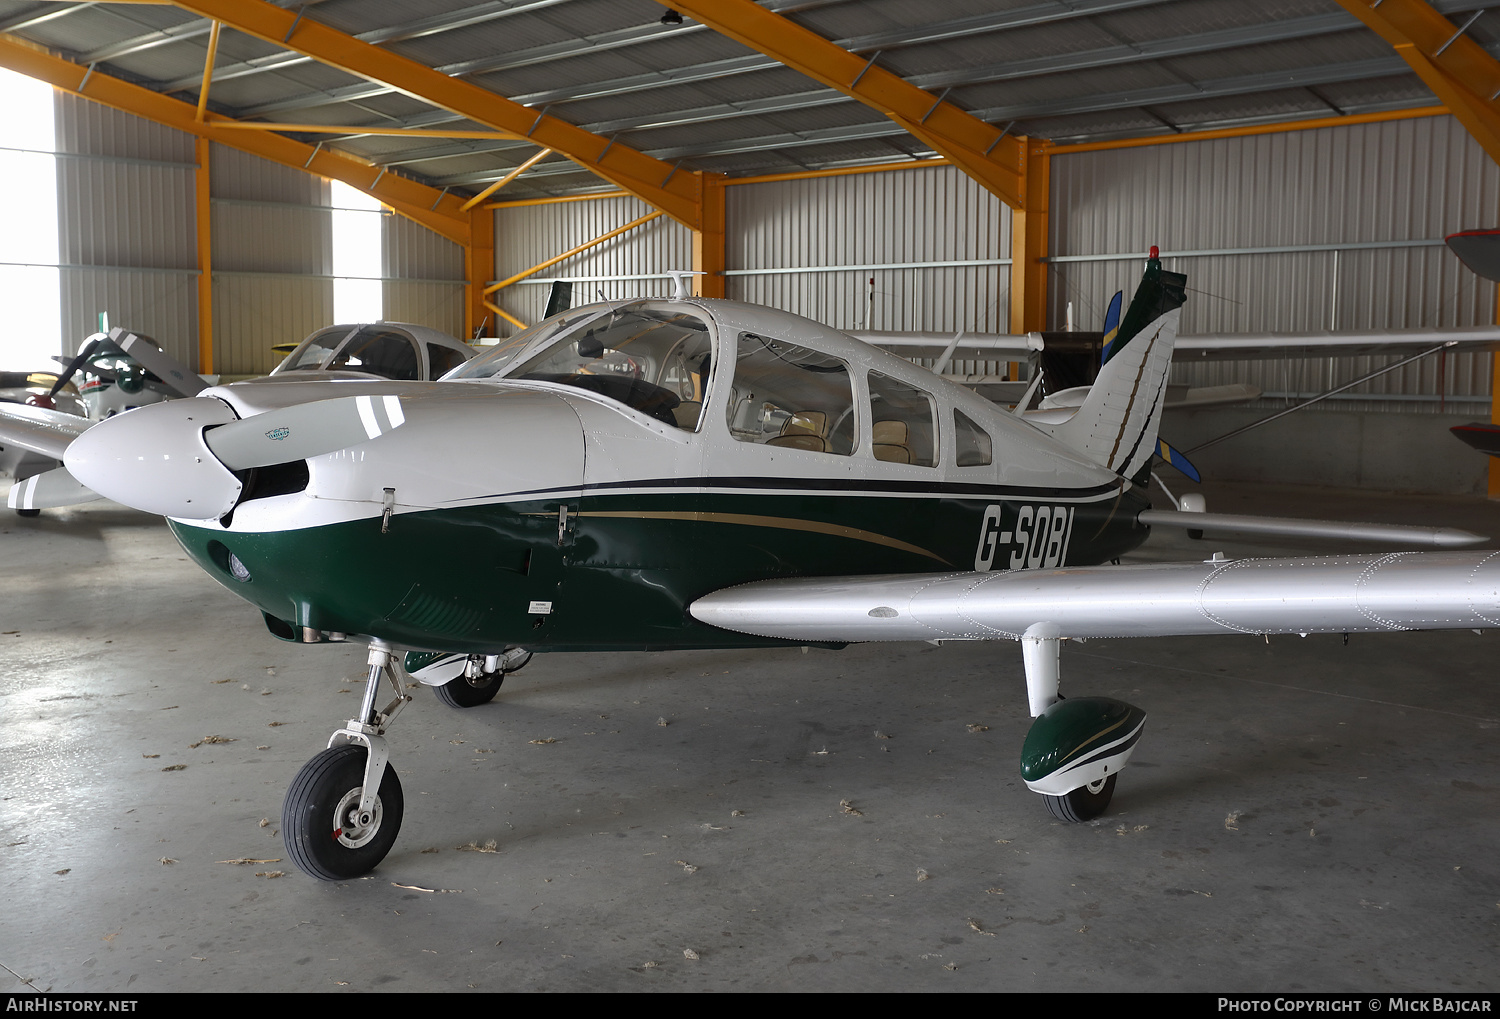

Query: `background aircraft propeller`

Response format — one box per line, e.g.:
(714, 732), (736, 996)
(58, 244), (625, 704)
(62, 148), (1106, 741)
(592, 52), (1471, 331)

(6, 466), (103, 511)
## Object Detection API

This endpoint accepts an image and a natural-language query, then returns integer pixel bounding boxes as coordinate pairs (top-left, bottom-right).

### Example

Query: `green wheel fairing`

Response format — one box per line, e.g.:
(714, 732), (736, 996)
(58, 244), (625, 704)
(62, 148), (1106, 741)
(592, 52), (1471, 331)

(167, 484), (1152, 653)
(1020, 697), (1147, 791)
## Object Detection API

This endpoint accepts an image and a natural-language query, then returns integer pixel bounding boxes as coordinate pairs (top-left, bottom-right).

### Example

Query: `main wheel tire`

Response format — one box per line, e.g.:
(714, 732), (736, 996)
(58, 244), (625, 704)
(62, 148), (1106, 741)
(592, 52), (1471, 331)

(1043, 773), (1117, 823)
(16, 508), (39, 518)
(283, 744), (403, 880)
(433, 669), (504, 708)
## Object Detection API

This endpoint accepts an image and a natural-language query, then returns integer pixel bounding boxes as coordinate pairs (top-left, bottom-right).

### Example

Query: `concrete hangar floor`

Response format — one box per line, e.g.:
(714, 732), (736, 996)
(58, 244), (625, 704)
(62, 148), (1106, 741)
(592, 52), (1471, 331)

(0, 480), (1496, 994)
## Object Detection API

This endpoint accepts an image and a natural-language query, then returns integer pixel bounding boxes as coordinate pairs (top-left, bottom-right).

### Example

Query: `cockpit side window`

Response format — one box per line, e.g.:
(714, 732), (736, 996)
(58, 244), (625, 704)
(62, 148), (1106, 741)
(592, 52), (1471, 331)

(868, 371), (937, 466)
(953, 408), (993, 467)
(504, 307), (712, 429)
(726, 332), (855, 455)
(427, 343), (470, 378)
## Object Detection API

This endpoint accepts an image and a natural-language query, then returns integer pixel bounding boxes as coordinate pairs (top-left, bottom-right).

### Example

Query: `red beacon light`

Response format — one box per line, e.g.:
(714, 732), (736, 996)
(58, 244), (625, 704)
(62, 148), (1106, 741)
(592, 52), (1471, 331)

(1149, 245), (1159, 259)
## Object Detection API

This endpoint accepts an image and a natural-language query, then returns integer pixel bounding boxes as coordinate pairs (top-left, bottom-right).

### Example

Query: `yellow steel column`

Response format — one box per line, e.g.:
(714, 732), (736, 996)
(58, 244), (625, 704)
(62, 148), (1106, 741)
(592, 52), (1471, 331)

(1008, 139), (1049, 338)
(467, 206), (495, 340)
(195, 136), (214, 375)
(1490, 286), (1500, 499)
(693, 172), (727, 298)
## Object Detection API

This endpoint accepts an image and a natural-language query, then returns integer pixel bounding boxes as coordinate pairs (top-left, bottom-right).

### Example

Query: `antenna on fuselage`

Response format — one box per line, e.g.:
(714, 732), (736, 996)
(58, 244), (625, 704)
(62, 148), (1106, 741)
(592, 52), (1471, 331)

(664, 270), (704, 301)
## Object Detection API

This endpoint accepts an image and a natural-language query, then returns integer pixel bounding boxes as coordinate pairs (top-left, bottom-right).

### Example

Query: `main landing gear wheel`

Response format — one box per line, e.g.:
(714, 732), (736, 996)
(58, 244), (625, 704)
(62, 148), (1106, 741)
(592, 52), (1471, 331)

(16, 508), (39, 518)
(433, 649), (533, 709)
(434, 670), (503, 708)
(283, 743), (404, 880)
(1043, 774), (1117, 823)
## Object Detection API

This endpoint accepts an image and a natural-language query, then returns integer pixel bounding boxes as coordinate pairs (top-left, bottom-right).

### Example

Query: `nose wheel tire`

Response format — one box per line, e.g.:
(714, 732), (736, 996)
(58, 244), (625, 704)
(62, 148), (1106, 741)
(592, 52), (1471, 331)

(434, 670), (503, 708)
(283, 744), (404, 880)
(1043, 773), (1117, 823)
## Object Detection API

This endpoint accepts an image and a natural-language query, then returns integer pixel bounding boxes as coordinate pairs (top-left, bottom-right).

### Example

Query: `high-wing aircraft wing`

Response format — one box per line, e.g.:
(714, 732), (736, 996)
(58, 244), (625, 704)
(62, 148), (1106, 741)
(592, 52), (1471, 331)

(855, 325), (1500, 363)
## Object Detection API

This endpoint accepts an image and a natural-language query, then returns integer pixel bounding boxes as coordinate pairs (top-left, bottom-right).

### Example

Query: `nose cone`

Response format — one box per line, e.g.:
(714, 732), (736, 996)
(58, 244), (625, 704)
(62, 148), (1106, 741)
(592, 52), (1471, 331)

(64, 398), (243, 519)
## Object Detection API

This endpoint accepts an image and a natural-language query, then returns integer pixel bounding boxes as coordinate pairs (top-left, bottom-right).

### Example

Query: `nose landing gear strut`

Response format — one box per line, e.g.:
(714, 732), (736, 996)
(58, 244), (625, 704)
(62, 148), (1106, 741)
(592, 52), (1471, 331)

(283, 640), (412, 880)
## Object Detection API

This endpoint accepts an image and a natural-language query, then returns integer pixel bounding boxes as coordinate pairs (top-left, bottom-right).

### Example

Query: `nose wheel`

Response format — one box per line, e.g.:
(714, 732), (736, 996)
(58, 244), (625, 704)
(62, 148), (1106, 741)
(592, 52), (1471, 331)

(283, 743), (404, 880)
(284, 640), (413, 880)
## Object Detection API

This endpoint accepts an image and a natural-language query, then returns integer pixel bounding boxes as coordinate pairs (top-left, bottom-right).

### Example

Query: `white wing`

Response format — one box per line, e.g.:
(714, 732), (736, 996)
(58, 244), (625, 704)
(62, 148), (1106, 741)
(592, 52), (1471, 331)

(690, 550), (1500, 643)
(0, 401), (94, 461)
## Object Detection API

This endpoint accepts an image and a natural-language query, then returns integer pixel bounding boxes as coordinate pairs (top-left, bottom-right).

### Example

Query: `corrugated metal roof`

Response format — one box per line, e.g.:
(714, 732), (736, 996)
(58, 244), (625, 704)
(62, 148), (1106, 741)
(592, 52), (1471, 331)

(0, 0), (1483, 201)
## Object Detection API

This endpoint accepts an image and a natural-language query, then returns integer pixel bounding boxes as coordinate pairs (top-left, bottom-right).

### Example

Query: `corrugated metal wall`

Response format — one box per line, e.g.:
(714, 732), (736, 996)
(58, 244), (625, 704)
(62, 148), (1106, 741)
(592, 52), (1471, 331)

(384, 211), (465, 341)
(210, 147), (333, 376)
(726, 166), (1012, 338)
(54, 93), (198, 364)
(50, 95), (468, 379)
(1050, 116), (1500, 412)
(491, 194), (692, 334)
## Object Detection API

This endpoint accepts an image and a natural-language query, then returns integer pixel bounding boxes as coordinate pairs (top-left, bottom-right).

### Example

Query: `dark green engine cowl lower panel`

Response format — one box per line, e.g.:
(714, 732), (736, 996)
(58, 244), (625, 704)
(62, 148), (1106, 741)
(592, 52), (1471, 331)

(168, 485), (1151, 654)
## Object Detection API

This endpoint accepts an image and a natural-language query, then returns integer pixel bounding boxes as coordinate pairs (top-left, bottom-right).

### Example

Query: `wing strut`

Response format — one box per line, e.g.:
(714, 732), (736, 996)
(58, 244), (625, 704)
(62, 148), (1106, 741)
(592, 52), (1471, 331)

(1186, 341), (1453, 454)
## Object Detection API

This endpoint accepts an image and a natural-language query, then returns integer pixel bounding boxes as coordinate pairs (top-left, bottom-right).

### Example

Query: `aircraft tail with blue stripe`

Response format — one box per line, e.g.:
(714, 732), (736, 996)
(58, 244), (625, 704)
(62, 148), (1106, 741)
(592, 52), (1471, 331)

(1040, 248), (1187, 481)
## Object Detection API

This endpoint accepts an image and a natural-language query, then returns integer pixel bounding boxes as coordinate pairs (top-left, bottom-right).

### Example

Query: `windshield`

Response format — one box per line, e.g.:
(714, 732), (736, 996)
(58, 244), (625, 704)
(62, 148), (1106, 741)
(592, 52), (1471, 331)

(277, 326), (423, 380)
(470, 305), (714, 429)
(449, 307), (607, 380)
(278, 326), (358, 373)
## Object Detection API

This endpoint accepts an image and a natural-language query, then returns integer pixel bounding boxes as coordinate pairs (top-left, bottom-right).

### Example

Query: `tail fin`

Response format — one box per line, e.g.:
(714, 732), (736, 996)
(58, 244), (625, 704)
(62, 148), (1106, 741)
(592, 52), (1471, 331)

(1044, 252), (1187, 479)
(1098, 290), (1123, 363)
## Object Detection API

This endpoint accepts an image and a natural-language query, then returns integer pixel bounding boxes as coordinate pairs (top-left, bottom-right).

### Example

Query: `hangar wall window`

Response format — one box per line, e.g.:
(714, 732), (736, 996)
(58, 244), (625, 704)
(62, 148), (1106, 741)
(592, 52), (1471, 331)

(0, 67), (60, 370)
(331, 180), (383, 324)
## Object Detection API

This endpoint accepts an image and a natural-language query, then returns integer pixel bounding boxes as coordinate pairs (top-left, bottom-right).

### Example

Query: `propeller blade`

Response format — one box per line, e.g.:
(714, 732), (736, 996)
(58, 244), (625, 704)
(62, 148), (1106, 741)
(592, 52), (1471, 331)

(203, 393), (407, 471)
(111, 328), (208, 398)
(7, 467), (103, 510)
(48, 336), (103, 398)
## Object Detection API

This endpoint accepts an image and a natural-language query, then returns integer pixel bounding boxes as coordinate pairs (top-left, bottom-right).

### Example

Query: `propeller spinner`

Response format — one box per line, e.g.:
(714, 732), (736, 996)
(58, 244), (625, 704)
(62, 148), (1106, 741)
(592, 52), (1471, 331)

(64, 393), (408, 519)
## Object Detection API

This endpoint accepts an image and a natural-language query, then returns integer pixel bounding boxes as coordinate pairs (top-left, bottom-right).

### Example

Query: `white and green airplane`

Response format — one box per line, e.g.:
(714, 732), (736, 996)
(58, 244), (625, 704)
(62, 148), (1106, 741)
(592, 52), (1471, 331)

(50, 253), (1499, 881)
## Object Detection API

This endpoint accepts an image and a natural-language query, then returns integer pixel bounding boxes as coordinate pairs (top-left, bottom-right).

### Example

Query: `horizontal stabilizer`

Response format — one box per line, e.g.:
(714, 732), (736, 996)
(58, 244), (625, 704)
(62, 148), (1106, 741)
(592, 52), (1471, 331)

(7, 467), (102, 510)
(690, 550), (1500, 643)
(1138, 509), (1485, 548)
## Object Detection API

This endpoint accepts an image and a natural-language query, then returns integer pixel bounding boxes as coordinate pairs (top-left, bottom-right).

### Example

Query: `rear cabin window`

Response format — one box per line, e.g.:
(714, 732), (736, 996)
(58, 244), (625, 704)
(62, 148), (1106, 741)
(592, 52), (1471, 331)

(726, 332), (855, 455)
(868, 371), (937, 466)
(953, 408), (993, 467)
